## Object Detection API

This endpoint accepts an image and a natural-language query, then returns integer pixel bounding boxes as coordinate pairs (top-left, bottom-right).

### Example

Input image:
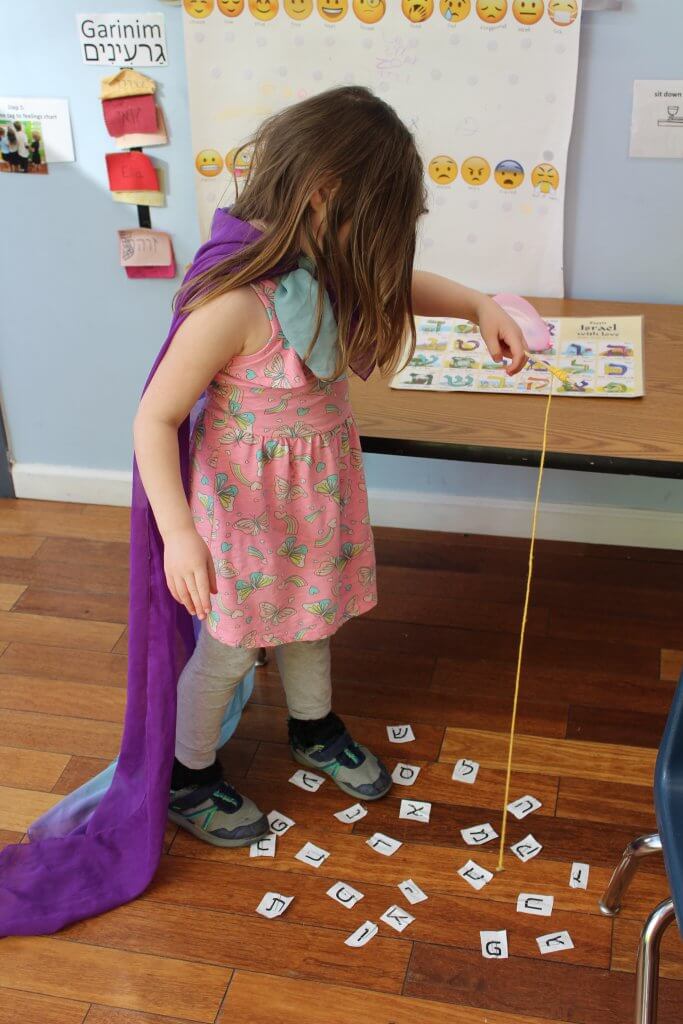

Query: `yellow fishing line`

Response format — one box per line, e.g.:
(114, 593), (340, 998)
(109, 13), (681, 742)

(496, 365), (563, 872)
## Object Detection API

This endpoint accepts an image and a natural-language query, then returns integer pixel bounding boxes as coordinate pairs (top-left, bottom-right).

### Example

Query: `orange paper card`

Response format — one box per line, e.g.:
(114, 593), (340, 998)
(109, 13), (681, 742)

(105, 151), (158, 192)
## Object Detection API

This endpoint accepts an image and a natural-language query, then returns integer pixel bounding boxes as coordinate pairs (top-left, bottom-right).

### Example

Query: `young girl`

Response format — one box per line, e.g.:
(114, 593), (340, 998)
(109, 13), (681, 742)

(133, 86), (527, 849)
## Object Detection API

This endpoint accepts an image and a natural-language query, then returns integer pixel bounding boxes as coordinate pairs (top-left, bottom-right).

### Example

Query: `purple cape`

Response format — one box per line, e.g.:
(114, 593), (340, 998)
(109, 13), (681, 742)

(0, 210), (265, 936)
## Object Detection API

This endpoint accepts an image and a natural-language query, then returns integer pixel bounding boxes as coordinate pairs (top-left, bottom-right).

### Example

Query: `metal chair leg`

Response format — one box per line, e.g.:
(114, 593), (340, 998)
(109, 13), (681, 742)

(634, 897), (676, 1024)
(599, 833), (662, 917)
(255, 647), (268, 667)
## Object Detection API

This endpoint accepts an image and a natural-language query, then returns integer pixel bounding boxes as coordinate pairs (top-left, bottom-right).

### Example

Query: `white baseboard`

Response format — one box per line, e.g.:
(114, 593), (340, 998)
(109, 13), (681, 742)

(11, 462), (683, 549)
(12, 463), (133, 507)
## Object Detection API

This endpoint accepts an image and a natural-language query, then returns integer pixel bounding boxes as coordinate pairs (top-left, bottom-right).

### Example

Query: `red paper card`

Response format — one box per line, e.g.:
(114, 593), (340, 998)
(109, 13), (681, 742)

(106, 151), (158, 192)
(125, 261), (176, 279)
(102, 94), (158, 138)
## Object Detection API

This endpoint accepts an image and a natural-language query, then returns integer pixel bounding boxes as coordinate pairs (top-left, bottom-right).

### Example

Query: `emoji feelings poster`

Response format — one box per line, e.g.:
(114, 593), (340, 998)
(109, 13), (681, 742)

(183, 0), (582, 296)
(392, 315), (644, 398)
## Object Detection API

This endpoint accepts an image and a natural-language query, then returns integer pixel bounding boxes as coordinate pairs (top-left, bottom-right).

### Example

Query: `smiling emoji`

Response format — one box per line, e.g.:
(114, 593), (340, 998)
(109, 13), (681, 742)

(401, 0), (434, 22)
(548, 0), (577, 25)
(249, 0), (279, 19)
(285, 0), (312, 16)
(428, 155), (458, 185)
(195, 149), (224, 177)
(461, 156), (491, 186)
(494, 159), (524, 189)
(184, 0), (214, 17)
(512, 0), (543, 22)
(352, 0), (385, 23)
(440, 0), (471, 21)
(531, 162), (559, 193)
(476, 0), (507, 22)
(317, 0), (348, 21)
(218, 0), (244, 14)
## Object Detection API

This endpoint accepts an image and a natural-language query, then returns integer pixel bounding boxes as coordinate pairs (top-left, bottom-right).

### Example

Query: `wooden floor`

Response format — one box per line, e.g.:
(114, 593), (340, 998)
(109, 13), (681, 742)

(1, 498), (683, 1024)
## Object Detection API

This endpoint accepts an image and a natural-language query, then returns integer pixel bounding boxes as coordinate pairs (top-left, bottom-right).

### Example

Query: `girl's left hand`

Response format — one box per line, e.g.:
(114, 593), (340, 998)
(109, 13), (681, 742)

(476, 296), (529, 376)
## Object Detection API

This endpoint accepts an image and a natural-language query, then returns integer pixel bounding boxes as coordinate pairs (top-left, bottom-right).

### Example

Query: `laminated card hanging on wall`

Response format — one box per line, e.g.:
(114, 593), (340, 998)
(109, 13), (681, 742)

(182, 0), (583, 296)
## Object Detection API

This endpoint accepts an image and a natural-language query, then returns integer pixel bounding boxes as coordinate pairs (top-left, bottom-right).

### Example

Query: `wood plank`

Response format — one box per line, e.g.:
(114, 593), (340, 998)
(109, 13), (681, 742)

(0, 828), (25, 851)
(84, 1007), (201, 1024)
(168, 827), (670, 921)
(0, 508), (129, 543)
(404, 941), (683, 1024)
(613, 914), (683, 980)
(440, 727), (656, 786)
(0, 744), (70, 791)
(0, 555), (129, 596)
(0, 582), (27, 610)
(148, 854), (611, 969)
(547, 608), (683, 649)
(220, 971), (574, 1024)
(0, 642), (127, 687)
(0, 936), (229, 1023)
(254, 673), (568, 739)
(235, 705), (445, 762)
(0, 988), (88, 1024)
(0, 675), (125, 723)
(35, 536), (129, 569)
(566, 705), (667, 749)
(16, 587), (128, 625)
(661, 649), (683, 683)
(0, 709), (122, 758)
(64, 899), (411, 995)
(0, 610), (124, 653)
(556, 777), (657, 830)
(112, 629), (128, 656)
(0, 785), (61, 831)
(0, 534), (45, 558)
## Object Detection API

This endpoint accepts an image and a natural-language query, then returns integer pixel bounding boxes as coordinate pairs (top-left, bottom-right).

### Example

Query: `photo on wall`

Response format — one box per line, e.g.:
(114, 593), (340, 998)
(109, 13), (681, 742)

(0, 118), (48, 174)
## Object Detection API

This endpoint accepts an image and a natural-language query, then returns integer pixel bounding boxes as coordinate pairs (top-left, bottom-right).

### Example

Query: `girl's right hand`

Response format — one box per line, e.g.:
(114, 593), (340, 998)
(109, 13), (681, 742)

(163, 527), (218, 620)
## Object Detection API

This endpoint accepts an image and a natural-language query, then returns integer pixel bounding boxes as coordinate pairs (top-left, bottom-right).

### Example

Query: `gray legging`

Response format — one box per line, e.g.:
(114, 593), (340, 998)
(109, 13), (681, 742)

(175, 623), (332, 769)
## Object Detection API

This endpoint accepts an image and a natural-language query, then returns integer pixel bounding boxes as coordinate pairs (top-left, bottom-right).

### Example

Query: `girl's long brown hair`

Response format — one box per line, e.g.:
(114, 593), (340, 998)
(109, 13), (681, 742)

(175, 86), (427, 379)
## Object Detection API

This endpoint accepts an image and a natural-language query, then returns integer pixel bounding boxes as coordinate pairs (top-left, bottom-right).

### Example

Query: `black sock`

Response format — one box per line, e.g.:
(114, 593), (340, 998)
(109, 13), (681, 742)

(171, 756), (223, 791)
(288, 711), (346, 748)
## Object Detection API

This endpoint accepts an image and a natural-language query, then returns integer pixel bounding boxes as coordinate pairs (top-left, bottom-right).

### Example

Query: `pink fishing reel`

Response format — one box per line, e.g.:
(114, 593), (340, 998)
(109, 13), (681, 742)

(492, 293), (552, 353)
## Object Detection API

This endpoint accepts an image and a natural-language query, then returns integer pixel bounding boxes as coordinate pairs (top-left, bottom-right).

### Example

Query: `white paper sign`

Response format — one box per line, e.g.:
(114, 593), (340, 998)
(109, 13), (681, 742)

(507, 795), (542, 820)
(327, 881), (364, 909)
(0, 97), (74, 163)
(569, 862), (590, 890)
(458, 859), (494, 891)
(392, 763), (421, 786)
(334, 802), (367, 824)
(345, 921), (378, 948)
(380, 905), (415, 933)
(452, 758), (480, 784)
(295, 842), (330, 868)
(289, 769), (325, 793)
(480, 930), (509, 960)
(387, 724), (415, 744)
(399, 799), (431, 823)
(517, 893), (554, 917)
(267, 811), (295, 836)
(398, 879), (428, 905)
(256, 891), (293, 919)
(367, 832), (402, 857)
(184, 8), (582, 296)
(250, 834), (277, 858)
(76, 13), (168, 66)
(510, 834), (543, 863)
(630, 80), (683, 159)
(537, 930), (574, 955)
(461, 823), (498, 846)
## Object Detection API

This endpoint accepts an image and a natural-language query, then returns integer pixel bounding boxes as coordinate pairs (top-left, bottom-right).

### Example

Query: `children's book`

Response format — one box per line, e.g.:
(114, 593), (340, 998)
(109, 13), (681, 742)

(392, 316), (644, 398)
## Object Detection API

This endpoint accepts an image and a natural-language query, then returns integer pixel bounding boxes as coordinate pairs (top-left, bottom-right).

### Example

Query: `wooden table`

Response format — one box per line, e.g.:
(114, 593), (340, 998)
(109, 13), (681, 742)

(349, 298), (683, 479)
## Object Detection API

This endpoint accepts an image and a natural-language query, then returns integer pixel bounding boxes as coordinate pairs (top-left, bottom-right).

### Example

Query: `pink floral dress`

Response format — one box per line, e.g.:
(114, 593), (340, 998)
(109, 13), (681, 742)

(189, 279), (377, 648)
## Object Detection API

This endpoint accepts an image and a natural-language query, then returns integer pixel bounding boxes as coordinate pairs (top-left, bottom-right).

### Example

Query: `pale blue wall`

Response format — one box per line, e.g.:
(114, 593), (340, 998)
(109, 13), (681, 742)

(1, 1), (681, 513)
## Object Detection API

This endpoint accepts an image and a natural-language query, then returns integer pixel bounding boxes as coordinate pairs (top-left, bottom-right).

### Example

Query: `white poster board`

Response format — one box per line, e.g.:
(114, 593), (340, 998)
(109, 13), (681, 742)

(183, 1), (582, 297)
(0, 97), (74, 162)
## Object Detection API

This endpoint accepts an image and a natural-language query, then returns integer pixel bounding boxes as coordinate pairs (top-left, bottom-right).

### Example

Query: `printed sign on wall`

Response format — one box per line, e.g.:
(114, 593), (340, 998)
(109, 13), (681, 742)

(183, 1), (582, 297)
(77, 13), (168, 66)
